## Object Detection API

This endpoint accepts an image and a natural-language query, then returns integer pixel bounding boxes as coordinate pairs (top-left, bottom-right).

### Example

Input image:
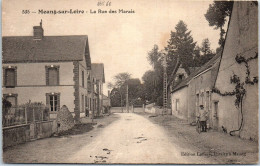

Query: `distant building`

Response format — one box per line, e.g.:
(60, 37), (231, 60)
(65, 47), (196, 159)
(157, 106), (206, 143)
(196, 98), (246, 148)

(91, 63), (105, 116)
(2, 21), (92, 122)
(171, 54), (220, 122)
(102, 91), (111, 113)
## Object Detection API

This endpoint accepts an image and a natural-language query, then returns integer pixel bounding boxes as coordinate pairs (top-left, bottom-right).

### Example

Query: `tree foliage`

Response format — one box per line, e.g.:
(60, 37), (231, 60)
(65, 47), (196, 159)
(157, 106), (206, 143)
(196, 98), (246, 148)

(200, 38), (212, 55)
(107, 72), (131, 108)
(142, 70), (163, 106)
(194, 38), (215, 66)
(108, 73), (144, 107)
(205, 1), (233, 47)
(165, 20), (196, 87)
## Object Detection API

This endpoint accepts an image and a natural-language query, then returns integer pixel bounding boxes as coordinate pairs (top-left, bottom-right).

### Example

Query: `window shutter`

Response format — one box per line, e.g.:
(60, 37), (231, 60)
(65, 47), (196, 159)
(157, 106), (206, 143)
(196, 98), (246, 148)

(45, 67), (49, 85)
(46, 66), (59, 86)
(49, 68), (58, 85)
(57, 67), (60, 85)
(46, 93), (50, 109)
(57, 93), (60, 111)
(6, 69), (15, 87)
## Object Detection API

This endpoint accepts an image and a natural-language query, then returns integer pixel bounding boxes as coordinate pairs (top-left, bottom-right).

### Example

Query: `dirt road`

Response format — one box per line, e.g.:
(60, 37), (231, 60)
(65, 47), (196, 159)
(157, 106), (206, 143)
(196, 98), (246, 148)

(4, 112), (210, 164)
(66, 113), (208, 164)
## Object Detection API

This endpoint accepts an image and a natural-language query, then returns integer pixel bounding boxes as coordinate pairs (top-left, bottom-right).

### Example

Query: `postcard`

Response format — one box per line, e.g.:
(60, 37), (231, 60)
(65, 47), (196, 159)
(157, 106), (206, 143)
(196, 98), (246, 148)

(2, 0), (258, 164)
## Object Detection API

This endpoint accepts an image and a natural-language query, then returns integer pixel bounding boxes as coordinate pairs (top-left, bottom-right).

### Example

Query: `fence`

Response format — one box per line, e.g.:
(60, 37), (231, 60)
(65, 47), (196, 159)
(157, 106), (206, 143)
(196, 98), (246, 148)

(2, 106), (50, 127)
(2, 106), (56, 148)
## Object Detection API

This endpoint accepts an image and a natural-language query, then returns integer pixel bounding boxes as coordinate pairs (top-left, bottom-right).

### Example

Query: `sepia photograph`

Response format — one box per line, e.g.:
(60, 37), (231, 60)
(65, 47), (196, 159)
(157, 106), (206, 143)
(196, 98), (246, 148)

(1, 0), (259, 164)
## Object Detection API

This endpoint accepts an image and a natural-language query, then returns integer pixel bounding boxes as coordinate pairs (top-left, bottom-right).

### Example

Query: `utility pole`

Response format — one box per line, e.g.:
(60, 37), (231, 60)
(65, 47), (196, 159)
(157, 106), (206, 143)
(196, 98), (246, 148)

(163, 52), (168, 116)
(126, 83), (129, 113)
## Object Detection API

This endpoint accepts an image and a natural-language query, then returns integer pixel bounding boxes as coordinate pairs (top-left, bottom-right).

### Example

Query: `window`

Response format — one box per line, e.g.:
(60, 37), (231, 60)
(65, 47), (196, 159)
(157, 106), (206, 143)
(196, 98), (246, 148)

(178, 74), (184, 80)
(81, 95), (84, 112)
(4, 67), (17, 87)
(93, 99), (95, 110)
(196, 93), (199, 112)
(87, 75), (91, 92)
(46, 66), (59, 86)
(3, 94), (18, 107)
(214, 101), (219, 118)
(201, 92), (204, 105)
(206, 91), (210, 110)
(82, 71), (84, 87)
(85, 96), (88, 108)
(46, 93), (60, 112)
(90, 98), (92, 110)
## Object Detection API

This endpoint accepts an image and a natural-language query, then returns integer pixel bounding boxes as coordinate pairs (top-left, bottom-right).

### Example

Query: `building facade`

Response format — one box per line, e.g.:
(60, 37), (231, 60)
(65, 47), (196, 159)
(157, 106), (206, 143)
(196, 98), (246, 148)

(2, 22), (92, 122)
(212, 1), (258, 140)
(91, 63), (105, 116)
(171, 55), (220, 124)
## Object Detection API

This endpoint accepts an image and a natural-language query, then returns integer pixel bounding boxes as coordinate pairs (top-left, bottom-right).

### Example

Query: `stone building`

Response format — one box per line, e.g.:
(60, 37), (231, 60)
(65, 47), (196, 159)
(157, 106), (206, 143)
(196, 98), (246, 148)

(90, 63), (105, 116)
(2, 21), (92, 122)
(211, 1), (258, 140)
(171, 2), (258, 140)
(171, 54), (220, 122)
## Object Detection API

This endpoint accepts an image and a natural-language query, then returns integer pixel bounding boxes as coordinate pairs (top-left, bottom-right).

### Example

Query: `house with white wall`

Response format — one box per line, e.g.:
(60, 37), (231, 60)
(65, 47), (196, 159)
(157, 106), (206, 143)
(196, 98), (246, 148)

(211, 1), (258, 140)
(2, 21), (92, 122)
(171, 54), (220, 122)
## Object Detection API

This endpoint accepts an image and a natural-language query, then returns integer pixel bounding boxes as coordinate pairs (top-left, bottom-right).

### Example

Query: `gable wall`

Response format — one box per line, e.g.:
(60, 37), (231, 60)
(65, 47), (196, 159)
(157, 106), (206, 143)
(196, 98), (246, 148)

(212, 2), (258, 140)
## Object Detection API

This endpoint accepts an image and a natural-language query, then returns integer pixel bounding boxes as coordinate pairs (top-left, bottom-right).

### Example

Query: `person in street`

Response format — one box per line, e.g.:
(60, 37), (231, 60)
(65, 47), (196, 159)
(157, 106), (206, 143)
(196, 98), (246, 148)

(198, 105), (208, 132)
(86, 107), (89, 117)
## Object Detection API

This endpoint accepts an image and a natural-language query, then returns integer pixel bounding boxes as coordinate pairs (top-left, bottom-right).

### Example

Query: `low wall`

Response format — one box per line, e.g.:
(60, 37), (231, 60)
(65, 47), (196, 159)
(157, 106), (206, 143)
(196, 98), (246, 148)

(35, 121), (55, 139)
(3, 124), (30, 148)
(111, 107), (124, 113)
(3, 120), (57, 148)
(145, 106), (171, 115)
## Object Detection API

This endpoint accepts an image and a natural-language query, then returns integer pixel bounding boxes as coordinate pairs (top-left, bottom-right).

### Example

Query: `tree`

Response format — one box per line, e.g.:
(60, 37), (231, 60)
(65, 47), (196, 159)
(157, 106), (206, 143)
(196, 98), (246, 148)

(142, 70), (163, 106)
(200, 38), (212, 56)
(165, 20), (196, 87)
(107, 72), (131, 111)
(142, 44), (165, 106)
(110, 88), (122, 107)
(199, 38), (215, 65)
(205, 1), (233, 47)
(193, 45), (202, 67)
(147, 45), (163, 70)
(193, 39), (215, 66)
(125, 78), (144, 106)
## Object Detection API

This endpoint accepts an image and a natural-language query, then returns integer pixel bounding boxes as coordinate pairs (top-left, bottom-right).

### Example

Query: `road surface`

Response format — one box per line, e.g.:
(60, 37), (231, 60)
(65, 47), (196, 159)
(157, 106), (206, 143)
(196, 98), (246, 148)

(4, 112), (210, 164)
(66, 113), (208, 164)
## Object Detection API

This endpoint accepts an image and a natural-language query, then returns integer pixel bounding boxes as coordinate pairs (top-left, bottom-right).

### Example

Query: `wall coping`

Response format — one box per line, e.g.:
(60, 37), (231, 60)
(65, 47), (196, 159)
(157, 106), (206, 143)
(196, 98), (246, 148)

(3, 123), (30, 130)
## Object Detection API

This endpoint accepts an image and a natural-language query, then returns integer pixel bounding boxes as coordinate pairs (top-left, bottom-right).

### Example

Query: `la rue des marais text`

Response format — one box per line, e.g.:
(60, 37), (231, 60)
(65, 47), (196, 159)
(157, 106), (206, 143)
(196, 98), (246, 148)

(22, 9), (135, 15)
(181, 152), (247, 157)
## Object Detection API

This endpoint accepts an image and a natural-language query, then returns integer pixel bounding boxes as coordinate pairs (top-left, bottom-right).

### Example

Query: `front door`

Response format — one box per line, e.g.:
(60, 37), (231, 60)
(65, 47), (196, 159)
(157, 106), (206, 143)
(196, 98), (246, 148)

(213, 101), (219, 130)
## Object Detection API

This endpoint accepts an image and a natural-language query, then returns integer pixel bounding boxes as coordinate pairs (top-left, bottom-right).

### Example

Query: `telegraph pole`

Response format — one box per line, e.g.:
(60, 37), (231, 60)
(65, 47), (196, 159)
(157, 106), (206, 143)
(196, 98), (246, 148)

(163, 52), (168, 115)
(126, 83), (129, 113)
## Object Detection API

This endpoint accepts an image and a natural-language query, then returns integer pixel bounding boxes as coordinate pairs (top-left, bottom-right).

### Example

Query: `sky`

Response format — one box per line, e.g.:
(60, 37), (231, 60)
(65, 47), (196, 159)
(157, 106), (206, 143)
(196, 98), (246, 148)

(2, 0), (220, 94)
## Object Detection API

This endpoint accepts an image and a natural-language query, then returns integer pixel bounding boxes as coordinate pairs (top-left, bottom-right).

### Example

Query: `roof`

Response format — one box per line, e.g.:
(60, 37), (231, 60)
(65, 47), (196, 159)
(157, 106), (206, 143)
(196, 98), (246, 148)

(2, 35), (91, 69)
(171, 53), (221, 93)
(91, 63), (105, 83)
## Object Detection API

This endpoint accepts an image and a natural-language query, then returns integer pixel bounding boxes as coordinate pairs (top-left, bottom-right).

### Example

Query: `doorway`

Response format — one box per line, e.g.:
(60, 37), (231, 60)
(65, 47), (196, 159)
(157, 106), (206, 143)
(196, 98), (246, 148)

(213, 101), (219, 130)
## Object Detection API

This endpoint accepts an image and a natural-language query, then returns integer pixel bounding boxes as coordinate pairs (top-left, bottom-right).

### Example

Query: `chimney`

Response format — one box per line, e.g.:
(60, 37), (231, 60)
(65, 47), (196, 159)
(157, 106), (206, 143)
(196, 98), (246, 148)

(33, 19), (44, 40)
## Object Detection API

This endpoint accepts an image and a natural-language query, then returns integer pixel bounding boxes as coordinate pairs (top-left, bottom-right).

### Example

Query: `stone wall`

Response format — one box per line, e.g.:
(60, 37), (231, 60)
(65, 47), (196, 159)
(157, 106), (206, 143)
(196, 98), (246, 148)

(57, 105), (75, 132)
(3, 124), (30, 148)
